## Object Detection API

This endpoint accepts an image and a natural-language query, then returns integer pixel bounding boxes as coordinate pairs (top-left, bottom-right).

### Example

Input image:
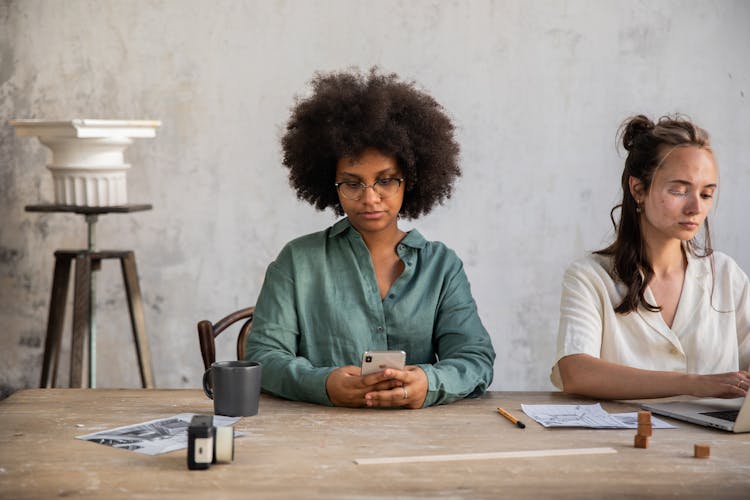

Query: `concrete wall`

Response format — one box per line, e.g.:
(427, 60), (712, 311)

(1, 0), (749, 398)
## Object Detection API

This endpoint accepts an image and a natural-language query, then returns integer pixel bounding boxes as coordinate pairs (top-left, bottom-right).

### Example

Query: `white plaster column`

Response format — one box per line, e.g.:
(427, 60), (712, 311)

(11, 119), (161, 206)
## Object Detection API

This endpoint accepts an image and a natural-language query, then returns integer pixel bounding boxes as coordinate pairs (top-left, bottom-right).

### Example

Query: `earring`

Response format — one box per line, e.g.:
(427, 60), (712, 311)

(635, 200), (642, 213)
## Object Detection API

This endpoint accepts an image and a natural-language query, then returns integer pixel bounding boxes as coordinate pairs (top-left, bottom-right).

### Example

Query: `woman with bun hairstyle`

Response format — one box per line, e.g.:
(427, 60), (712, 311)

(551, 115), (750, 399)
(245, 68), (495, 409)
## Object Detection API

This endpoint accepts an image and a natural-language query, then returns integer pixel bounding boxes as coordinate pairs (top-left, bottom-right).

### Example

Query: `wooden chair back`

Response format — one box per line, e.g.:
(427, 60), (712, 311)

(197, 306), (255, 371)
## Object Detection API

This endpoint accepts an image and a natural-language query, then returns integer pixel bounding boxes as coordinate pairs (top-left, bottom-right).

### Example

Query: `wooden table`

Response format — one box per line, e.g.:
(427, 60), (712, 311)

(1, 390), (748, 498)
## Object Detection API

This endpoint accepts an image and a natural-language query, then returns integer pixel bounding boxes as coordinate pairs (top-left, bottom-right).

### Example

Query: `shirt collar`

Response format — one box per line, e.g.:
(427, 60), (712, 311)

(684, 246), (712, 289)
(627, 243), (712, 284)
(400, 228), (427, 249)
(328, 217), (427, 250)
(329, 217), (353, 238)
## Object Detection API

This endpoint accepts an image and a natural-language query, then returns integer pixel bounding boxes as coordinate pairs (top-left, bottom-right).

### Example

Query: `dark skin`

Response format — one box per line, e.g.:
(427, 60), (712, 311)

(324, 148), (429, 409)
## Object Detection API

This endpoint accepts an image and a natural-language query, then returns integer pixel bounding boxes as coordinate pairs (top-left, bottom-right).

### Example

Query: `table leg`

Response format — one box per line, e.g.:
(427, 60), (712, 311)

(121, 252), (155, 388)
(70, 254), (91, 388)
(86, 214), (98, 388)
(40, 253), (73, 388)
(89, 260), (97, 388)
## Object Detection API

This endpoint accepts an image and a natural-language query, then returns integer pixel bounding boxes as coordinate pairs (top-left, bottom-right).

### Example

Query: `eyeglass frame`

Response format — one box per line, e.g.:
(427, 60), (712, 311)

(333, 178), (405, 201)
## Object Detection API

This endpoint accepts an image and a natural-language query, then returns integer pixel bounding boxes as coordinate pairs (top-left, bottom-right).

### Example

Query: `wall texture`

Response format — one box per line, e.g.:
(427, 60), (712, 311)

(1, 0), (749, 398)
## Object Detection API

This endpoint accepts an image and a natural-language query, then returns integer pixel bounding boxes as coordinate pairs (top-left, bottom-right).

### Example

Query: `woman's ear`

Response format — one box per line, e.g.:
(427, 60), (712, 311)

(628, 176), (644, 202)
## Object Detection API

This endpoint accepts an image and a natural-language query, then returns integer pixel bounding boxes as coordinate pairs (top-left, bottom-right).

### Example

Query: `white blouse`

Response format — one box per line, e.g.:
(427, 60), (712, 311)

(550, 251), (750, 389)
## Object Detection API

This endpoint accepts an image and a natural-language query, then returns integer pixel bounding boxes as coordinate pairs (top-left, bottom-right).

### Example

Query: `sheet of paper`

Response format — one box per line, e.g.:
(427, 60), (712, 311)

(76, 413), (240, 455)
(521, 404), (675, 429)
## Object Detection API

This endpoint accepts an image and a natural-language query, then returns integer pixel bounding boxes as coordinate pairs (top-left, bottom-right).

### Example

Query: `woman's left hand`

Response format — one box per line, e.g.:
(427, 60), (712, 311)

(364, 365), (428, 409)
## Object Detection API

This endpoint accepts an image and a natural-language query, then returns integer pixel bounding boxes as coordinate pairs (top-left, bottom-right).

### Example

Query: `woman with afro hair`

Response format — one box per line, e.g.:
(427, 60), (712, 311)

(245, 68), (495, 408)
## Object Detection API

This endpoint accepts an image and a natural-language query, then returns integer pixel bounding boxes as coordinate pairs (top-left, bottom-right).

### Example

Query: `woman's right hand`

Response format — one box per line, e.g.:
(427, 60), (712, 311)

(687, 371), (750, 398)
(325, 365), (402, 407)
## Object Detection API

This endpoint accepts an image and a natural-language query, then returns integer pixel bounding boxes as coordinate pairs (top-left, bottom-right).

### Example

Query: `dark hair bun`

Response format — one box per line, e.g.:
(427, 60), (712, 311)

(621, 115), (655, 151)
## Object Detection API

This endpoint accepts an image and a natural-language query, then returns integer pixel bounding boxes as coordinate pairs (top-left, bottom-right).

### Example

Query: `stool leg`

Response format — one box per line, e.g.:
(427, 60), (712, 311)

(70, 254), (91, 388)
(120, 252), (155, 388)
(40, 254), (73, 388)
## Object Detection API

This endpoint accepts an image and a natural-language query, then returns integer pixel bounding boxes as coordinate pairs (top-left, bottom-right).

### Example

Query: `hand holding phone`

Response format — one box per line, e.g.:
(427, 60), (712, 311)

(361, 350), (406, 376)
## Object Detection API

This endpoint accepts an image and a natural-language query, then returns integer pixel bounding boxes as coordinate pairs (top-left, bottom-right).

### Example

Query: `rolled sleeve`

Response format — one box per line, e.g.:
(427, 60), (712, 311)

(245, 256), (334, 405)
(550, 261), (605, 389)
(423, 258), (495, 407)
(557, 262), (606, 361)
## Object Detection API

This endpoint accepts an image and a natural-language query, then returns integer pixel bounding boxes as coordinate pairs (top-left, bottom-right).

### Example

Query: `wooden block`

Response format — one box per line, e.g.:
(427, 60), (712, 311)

(694, 444), (710, 459)
(637, 423), (653, 437)
(637, 410), (652, 425)
(634, 434), (650, 449)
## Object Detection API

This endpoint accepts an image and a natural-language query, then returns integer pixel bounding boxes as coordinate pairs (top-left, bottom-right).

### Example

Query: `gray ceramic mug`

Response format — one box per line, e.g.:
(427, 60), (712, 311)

(202, 360), (262, 417)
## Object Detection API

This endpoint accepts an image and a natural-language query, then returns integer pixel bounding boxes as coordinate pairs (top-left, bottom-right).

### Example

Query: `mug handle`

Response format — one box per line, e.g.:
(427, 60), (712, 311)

(202, 368), (214, 399)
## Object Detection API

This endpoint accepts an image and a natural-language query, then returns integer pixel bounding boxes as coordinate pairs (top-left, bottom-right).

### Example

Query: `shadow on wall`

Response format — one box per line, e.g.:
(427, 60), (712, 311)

(1, 386), (15, 401)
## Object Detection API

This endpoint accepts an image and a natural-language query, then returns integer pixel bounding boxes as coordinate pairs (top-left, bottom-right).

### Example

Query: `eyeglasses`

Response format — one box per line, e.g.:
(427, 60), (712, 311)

(334, 178), (404, 201)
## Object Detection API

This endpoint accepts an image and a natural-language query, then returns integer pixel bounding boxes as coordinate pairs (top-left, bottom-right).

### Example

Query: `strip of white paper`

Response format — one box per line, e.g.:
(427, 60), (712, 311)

(354, 447), (617, 465)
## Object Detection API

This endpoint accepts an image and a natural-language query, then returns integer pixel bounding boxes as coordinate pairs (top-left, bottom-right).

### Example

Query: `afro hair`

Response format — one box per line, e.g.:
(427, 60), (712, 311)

(281, 68), (461, 219)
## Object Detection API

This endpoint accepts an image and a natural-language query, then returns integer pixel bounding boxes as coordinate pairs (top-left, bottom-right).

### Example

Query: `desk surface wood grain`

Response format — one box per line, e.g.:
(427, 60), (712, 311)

(1, 389), (748, 498)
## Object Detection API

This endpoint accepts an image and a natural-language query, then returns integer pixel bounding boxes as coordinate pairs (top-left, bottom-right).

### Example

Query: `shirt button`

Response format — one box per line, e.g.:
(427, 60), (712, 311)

(669, 346), (680, 355)
(377, 326), (384, 332)
(388, 294), (395, 299)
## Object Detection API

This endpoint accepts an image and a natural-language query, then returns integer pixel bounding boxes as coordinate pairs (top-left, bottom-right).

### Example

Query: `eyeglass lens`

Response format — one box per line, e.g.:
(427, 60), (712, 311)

(338, 179), (401, 200)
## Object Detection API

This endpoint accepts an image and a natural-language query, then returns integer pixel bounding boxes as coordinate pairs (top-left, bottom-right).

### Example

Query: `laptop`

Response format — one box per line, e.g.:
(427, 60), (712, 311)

(642, 397), (749, 433)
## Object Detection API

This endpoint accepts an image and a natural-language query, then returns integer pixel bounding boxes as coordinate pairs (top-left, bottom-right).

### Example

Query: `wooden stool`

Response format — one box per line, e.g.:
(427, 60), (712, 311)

(27, 204), (156, 388)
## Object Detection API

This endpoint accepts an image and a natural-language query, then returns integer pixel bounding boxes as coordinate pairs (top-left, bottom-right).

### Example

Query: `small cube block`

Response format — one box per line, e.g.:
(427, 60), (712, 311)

(634, 434), (650, 448)
(637, 423), (653, 437)
(694, 444), (710, 458)
(637, 410), (652, 425)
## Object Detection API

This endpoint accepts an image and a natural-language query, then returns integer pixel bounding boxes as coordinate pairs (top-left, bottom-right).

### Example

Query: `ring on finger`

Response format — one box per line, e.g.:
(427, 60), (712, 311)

(402, 386), (408, 400)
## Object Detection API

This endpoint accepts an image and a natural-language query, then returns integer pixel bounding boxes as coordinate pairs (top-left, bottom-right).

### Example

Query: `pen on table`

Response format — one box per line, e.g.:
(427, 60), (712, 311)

(497, 407), (526, 429)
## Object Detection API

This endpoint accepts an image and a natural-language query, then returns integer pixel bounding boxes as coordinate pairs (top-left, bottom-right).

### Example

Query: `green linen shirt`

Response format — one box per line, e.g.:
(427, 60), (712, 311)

(244, 218), (495, 407)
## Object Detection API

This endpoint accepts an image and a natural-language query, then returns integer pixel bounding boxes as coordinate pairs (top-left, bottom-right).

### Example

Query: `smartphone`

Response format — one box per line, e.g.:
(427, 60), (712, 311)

(360, 350), (406, 376)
